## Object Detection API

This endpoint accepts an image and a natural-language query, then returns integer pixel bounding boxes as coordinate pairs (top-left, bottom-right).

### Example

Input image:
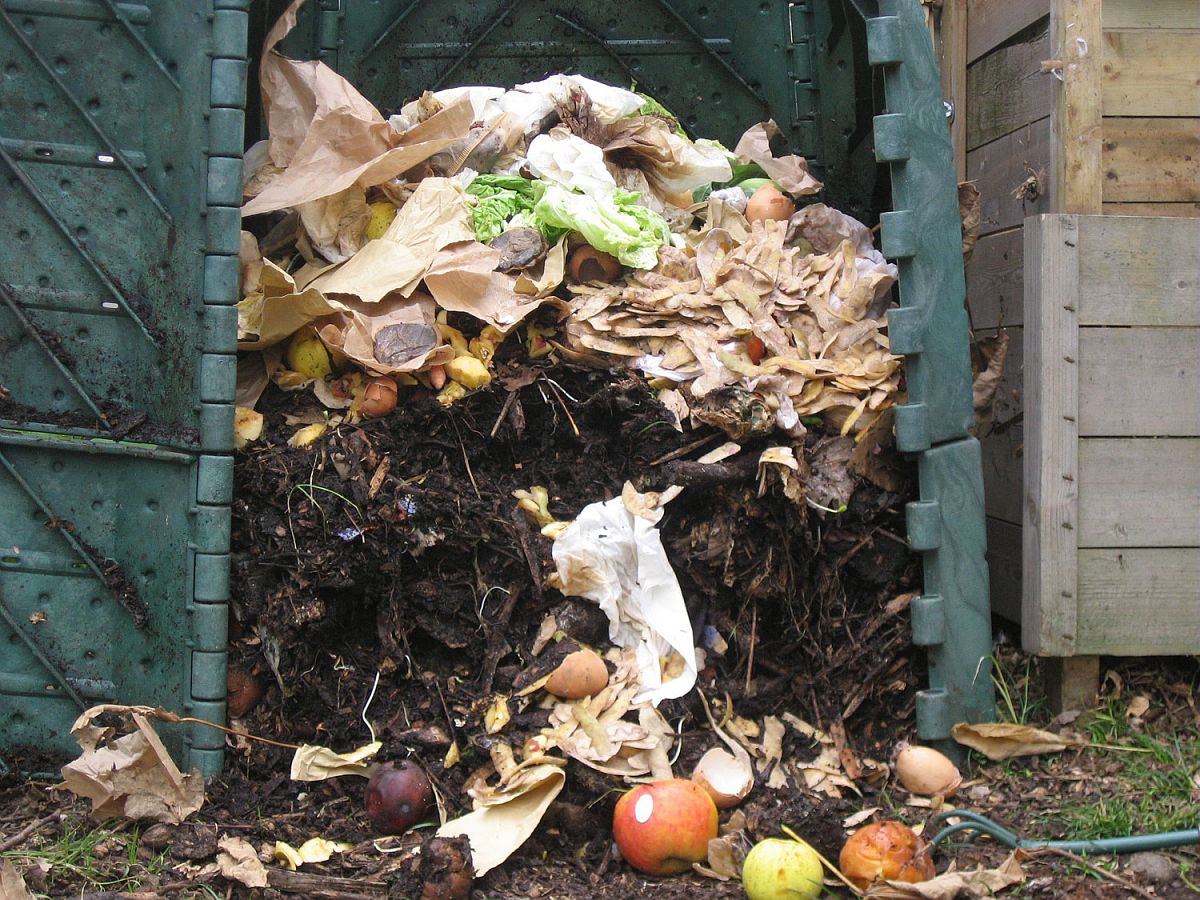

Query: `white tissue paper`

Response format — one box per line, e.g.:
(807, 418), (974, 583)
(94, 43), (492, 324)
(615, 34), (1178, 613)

(551, 485), (697, 705)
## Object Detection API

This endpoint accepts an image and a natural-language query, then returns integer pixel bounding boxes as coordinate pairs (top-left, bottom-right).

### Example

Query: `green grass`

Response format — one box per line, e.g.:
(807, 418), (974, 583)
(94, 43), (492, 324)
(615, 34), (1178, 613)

(1059, 698), (1200, 840)
(1, 819), (169, 895)
(991, 654), (1045, 726)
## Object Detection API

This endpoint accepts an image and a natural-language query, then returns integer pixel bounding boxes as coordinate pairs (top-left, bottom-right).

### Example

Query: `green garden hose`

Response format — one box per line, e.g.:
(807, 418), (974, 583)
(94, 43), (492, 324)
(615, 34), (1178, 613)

(930, 809), (1200, 855)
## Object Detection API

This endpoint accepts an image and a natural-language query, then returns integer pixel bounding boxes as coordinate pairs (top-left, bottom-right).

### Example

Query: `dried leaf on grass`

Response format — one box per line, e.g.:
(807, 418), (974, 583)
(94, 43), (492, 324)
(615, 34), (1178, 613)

(60, 705), (204, 824)
(864, 850), (1025, 898)
(0, 859), (34, 899)
(290, 740), (382, 780)
(217, 836), (269, 888)
(951, 723), (1079, 760)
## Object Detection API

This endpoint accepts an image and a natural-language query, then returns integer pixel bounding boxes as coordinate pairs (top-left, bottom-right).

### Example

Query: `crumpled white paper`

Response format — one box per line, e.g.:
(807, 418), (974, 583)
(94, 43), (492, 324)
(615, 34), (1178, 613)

(527, 131), (616, 196)
(551, 484), (696, 705)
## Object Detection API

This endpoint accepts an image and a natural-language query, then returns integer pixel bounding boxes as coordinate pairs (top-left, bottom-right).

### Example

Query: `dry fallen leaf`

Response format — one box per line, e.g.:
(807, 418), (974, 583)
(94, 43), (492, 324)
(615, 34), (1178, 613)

(951, 722), (1080, 760)
(0, 860), (34, 899)
(290, 741), (381, 781)
(972, 330), (1009, 423)
(437, 752), (566, 876)
(60, 707), (204, 825)
(217, 836), (269, 889)
(958, 181), (981, 262)
(1126, 695), (1150, 719)
(844, 807), (880, 829)
(864, 849), (1025, 898)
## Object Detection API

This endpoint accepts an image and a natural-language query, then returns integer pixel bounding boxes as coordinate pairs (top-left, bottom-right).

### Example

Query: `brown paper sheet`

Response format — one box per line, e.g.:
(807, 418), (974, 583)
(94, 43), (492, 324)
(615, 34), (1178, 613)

(307, 178), (475, 303)
(734, 121), (823, 196)
(245, 0), (473, 216)
(317, 292), (456, 375)
(425, 241), (566, 333)
(237, 258), (347, 350)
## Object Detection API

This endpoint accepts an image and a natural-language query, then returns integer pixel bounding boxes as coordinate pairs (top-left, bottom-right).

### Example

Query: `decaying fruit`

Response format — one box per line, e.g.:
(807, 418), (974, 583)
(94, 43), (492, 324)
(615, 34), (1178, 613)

(285, 328), (333, 380)
(568, 245), (622, 283)
(366, 760), (434, 835)
(226, 666), (264, 718)
(894, 744), (962, 797)
(366, 200), (397, 240)
(839, 820), (936, 890)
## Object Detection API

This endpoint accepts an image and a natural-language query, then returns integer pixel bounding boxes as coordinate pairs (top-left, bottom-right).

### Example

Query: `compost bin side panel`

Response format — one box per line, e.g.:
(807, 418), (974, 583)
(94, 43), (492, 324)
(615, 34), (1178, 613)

(0, 0), (244, 776)
(869, 0), (994, 747)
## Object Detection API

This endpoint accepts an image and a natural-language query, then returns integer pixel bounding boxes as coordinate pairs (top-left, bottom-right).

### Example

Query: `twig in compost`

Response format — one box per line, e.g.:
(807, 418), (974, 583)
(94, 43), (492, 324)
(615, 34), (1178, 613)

(0, 811), (59, 851)
(490, 388), (518, 438)
(361, 670), (381, 744)
(176, 716), (301, 750)
(543, 376), (580, 438)
(647, 432), (721, 466)
(449, 418), (481, 499)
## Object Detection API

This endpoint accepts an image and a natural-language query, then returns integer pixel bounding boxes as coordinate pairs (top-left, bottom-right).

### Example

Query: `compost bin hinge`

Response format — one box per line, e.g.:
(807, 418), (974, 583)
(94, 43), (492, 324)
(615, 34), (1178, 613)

(787, 1), (819, 159)
(317, 0), (344, 69)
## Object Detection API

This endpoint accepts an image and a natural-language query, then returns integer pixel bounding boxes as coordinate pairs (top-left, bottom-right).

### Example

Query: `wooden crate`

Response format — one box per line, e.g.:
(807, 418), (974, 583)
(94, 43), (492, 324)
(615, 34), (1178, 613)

(931, 0), (1200, 701)
(1023, 215), (1200, 658)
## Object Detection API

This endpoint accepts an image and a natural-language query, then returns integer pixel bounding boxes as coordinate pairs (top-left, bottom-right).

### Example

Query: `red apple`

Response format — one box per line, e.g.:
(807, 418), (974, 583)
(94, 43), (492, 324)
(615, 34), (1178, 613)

(612, 778), (718, 876)
(365, 760), (434, 835)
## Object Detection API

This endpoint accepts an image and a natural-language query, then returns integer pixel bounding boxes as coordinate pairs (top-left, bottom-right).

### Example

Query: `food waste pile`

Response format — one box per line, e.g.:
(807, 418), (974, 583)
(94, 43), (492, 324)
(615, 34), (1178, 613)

(213, 5), (931, 895)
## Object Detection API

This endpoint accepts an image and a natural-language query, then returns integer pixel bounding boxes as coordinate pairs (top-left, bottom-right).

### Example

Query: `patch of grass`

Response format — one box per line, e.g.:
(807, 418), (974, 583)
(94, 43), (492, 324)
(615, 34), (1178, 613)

(1059, 698), (1200, 840)
(1, 819), (168, 895)
(991, 654), (1045, 725)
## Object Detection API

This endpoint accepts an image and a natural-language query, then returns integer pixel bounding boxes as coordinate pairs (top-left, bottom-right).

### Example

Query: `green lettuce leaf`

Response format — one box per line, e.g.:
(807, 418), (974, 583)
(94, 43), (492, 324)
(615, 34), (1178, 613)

(531, 182), (670, 269)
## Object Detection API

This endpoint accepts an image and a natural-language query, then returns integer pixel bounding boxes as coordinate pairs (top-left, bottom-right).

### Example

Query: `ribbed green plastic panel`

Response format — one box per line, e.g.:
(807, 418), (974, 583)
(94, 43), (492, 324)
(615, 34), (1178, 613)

(0, 0), (246, 776)
(866, 0), (994, 750)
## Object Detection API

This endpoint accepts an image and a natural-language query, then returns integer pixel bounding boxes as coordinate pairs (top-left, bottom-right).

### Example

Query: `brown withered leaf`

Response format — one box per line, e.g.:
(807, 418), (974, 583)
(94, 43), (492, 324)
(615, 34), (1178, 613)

(959, 181), (981, 262)
(865, 849), (1025, 898)
(951, 722), (1081, 760)
(216, 836), (269, 889)
(972, 330), (1009, 423)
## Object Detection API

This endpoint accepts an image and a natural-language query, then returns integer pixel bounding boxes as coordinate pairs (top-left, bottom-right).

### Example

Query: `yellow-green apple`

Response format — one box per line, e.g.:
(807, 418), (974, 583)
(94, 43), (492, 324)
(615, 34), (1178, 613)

(742, 837), (824, 899)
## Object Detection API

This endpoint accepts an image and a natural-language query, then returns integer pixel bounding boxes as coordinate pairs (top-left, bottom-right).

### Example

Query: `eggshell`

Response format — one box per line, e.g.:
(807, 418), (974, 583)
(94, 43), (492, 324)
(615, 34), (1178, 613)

(360, 376), (398, 417)
(691, 746), (753, 809)
(744, 184), (794, 224)
(545, 649), (609, 699)
(895, 744), (962, 797)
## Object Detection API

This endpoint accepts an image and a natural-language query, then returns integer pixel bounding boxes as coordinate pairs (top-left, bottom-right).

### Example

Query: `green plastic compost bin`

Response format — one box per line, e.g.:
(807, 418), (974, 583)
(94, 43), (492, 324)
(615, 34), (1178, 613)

(260, 0), (994, 749)
(0, 0), (993, 777)
(0, 0), (247, 776)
